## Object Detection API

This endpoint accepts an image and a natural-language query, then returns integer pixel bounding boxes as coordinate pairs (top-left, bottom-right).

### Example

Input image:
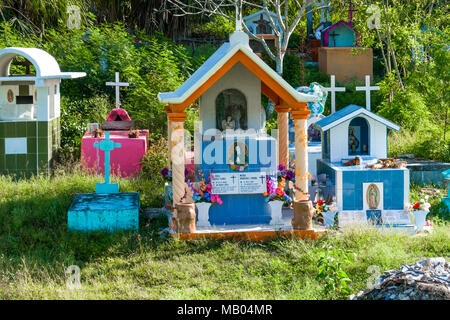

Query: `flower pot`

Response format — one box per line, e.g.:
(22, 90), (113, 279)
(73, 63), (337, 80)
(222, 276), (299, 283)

(196, 202), (212, 227)
(322, 210), (336, 228)
(175, 203), (196, 233)
(292, 200), (315, 230)
(413, 210), (428, 231)
(269, 200), (284, 225)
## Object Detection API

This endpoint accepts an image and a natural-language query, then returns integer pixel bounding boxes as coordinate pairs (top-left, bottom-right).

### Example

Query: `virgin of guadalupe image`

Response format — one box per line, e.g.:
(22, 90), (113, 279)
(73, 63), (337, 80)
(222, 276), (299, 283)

(349, 127), (360, 154)
(367, 184), (380, 209)
(234, 143), (245, 165)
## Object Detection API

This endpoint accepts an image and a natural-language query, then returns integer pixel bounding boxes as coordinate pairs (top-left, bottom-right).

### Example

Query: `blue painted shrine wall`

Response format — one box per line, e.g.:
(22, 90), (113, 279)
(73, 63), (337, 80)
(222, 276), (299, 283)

(318, 160), (406, 211)
(341, 169), (405, 211)
(196, 136), (276, 225)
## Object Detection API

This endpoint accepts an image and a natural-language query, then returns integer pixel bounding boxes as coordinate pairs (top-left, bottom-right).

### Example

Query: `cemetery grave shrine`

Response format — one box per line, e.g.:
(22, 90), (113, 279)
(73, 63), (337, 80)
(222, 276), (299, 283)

(81, 72), (149, 178)
(0, 47), (85, 177)
(316, 1), (373, 83)
(158, 30), (327, 240)
(314, 104), (415, 232)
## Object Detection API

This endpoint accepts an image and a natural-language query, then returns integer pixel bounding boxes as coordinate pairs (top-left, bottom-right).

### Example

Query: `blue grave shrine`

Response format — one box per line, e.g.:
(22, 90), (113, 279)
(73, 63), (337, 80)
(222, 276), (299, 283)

(68, 132), (139, 232)
(314, 105), (415, 232)
(160, 30), (317, 227)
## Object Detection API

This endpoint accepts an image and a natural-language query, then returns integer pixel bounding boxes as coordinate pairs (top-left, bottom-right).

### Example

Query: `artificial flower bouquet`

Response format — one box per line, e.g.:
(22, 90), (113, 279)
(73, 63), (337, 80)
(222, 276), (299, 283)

(277, 164), (295, 182)
(263, 176), (292, 205)
(314, 200), (330, 215)
(410, 195), (431, 212)
(186, 176), (223, 205)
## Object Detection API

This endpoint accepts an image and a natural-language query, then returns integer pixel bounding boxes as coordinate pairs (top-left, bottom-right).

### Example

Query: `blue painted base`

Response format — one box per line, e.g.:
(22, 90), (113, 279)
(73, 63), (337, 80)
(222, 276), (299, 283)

(68, 192), (139, 232)
(208, 194), (271, 225)
(95, 183), (119, 194)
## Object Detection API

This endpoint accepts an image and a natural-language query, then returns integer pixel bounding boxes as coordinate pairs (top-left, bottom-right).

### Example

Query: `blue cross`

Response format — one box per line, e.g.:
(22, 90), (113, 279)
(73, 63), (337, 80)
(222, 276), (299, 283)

(93, 131), (121, 193)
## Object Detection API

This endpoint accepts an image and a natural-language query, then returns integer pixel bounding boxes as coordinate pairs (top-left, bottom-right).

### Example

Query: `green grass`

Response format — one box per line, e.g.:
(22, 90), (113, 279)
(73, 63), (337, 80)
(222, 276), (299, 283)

(0, 170), (449, 299)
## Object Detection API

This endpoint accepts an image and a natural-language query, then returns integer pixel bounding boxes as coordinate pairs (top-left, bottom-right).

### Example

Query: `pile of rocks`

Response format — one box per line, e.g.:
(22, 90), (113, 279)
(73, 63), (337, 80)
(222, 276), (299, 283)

(350, 258), (450, 300)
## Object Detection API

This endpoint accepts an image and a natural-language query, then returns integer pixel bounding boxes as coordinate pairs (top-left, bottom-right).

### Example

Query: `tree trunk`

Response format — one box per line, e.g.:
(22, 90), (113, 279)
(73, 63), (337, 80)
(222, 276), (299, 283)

(383, 0), (404, 89)
(276, 55), (283, 76)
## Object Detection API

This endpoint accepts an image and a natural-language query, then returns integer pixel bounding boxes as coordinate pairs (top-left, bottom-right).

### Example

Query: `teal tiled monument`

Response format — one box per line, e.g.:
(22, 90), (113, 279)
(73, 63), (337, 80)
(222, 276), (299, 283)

(68, 132), (139, 232)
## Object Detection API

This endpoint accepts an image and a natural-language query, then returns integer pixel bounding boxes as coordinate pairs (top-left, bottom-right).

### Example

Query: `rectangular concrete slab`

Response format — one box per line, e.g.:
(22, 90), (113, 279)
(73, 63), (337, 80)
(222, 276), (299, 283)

(68, 192), (139, 232)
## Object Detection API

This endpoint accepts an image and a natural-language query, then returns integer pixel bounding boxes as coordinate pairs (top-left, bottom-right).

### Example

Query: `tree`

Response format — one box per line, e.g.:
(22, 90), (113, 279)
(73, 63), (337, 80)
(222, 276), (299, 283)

(161, 0), (331, 76)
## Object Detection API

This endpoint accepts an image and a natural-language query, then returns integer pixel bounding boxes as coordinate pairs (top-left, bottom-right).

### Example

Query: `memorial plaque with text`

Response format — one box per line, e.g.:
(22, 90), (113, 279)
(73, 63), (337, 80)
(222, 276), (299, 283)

(211, 172), (267, 195)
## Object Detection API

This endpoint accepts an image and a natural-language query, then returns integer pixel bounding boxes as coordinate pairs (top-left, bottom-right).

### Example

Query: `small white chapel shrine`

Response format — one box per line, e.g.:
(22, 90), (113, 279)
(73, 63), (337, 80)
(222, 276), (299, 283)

(0, 47), (85, 176)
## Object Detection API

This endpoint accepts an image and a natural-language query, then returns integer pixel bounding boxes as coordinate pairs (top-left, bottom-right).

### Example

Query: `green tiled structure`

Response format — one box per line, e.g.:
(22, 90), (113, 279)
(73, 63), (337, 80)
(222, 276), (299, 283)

(0, 47), (85, 177)
(0, 119), (60, 177)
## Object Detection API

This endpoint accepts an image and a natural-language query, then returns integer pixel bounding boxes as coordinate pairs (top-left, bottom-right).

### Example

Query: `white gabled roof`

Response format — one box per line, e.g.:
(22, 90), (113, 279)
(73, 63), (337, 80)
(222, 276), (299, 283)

(158, 31), (317, 105)
(316, 104), (401, 131)
(0, 47), (86, 80)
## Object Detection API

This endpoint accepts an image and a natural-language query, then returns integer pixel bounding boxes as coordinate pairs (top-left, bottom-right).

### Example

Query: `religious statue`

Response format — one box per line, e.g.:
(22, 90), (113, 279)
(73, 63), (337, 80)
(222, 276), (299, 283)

(231, 105), (242, 130)
(7, 89), (14, 103)
(234, 144), (245, 165)
(349, 127), (360, 154)
(221, 115), (236, 130)
(367, 184), (380, 210)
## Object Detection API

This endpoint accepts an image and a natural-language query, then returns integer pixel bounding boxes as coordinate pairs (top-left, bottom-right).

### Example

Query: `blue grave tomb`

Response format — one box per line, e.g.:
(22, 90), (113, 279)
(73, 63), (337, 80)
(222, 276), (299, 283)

(68, 131), (139, 232)
(314, 105), (415, 232)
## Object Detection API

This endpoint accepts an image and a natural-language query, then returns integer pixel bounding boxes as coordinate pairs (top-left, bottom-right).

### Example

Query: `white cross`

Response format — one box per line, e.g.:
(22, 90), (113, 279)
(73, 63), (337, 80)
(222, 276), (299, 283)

(356, 75), (379, 111)
(324, 75), (346, 114)
(106, 72), (129, 109)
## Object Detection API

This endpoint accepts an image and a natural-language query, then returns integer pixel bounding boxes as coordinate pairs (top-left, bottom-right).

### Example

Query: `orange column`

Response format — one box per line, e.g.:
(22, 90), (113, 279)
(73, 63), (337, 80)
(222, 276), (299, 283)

(291, 107), (310, 200)
(274, 104), (290, 169)
(167, 112), (187, 207)
(165, 105), (172, 170)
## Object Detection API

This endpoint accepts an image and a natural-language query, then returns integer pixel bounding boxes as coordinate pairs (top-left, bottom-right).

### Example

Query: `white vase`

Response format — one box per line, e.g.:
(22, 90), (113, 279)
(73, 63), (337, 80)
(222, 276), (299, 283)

(322, 210), (336, 228)
(269, 200), (284, 225)
(413, 210), (428, 231)
(196, 202), (212, 227)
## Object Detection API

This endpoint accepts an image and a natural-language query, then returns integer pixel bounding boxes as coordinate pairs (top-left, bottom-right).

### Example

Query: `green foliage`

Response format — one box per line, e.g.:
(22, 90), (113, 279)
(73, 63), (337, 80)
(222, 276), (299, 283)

(60, 95), (110, 154)
(191, 15), (234, 38)
(315, 246), (355, 295)
(139, 134), (168, 187)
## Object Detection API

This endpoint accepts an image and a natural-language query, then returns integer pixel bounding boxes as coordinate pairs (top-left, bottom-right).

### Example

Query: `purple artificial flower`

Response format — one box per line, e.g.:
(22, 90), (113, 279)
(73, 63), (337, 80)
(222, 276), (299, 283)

(266, 176), (276, 194)
(160, 167), (169, 178)
(278, 164), (286, 171)
(285, 170), (295, 181)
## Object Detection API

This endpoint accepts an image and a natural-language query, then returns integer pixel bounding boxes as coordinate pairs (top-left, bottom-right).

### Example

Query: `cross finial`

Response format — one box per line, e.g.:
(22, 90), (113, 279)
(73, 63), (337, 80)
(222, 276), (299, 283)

(356, 75), (379, 111)
(106, 72), (129, 109)
(93, 131), (122, 193)
(235, 0), (243, 31)
(348, 1), (358, 24)
(324, 75), (346, 114)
